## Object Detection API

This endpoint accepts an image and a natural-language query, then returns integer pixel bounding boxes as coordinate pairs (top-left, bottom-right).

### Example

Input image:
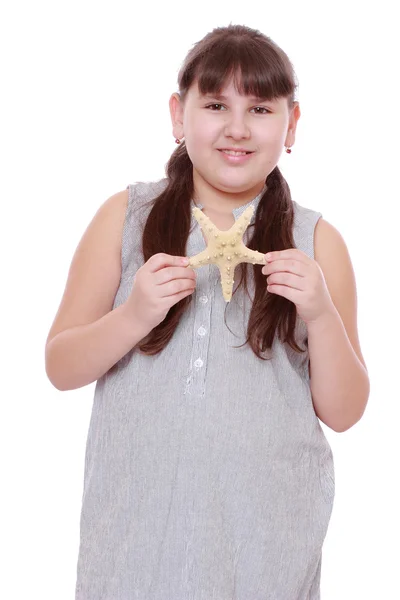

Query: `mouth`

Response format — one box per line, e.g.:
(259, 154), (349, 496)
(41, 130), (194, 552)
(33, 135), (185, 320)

(217, 149), (255, 164)
(218, 149), (254, 156)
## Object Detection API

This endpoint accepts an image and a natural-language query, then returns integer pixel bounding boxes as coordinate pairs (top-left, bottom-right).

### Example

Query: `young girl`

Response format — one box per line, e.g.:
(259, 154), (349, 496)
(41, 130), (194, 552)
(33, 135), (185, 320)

(45, 23), (369, 600)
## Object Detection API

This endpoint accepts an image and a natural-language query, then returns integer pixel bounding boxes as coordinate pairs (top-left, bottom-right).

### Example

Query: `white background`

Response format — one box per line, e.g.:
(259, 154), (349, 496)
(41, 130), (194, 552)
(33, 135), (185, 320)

(1, 1), (399, 598)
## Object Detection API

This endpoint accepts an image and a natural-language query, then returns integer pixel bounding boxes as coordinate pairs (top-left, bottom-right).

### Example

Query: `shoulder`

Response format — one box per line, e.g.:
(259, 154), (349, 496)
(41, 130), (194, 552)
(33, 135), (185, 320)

(292, 200), (322, 225)
(127, 178), (169, 202)
(313, 217), (355, 303)
(95, 188), (129, 230)
(121, 179), (170, 233)
(314, 217), (348, 263)
(291, 200), (323, 261)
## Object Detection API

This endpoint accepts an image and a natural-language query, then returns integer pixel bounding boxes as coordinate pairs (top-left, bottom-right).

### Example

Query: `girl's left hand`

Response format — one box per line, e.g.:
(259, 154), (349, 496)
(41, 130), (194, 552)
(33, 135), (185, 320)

(262, 249), (336, 325)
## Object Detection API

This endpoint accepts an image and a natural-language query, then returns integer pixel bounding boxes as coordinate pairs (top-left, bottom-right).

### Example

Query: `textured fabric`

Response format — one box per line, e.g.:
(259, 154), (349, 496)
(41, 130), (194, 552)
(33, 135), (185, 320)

(75, 178), (335, 600)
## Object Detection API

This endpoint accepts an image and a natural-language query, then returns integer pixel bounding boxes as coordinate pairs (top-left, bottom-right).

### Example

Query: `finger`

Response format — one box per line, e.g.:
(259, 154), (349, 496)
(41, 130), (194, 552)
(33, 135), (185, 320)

(159, 278), (196, 298)
(266, 250), (309, 265)
(155, 266), (196, 285)
(172, 287), (196, 302)
(147, 253), (189, 273)
(263, 259), (305, 276)
(267, 272), (305, 291)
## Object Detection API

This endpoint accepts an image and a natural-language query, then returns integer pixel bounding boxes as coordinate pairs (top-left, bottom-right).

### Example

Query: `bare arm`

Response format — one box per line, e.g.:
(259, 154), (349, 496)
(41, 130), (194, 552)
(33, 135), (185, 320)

(45, 302), (150, 391)
(44, 188), (196, 392)
(307, 217), (370, 432)
(45, 188), (133, 391)
(307, 307), (369, 432)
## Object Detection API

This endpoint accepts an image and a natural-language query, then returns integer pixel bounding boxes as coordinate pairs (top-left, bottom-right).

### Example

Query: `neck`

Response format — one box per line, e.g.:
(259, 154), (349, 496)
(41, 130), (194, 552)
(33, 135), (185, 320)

(192, 171), (267, 214)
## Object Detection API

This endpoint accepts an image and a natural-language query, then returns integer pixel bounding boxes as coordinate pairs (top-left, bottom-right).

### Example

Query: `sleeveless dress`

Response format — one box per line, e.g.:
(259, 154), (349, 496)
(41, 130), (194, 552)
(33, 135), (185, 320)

(75, 178), (335, 600)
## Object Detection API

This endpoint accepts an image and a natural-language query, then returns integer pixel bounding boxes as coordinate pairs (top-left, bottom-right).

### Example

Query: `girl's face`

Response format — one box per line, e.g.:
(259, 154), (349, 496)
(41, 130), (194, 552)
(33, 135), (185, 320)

(170, 77), (300, 200)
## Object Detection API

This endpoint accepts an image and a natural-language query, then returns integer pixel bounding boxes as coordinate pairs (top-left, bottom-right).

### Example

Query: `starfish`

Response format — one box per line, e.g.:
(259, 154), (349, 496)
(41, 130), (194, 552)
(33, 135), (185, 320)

(187, 205), (266, 302)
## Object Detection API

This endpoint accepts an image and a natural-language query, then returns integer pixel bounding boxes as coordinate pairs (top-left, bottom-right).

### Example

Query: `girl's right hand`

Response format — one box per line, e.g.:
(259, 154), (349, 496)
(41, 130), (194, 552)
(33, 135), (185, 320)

(124, 253), (197, 332)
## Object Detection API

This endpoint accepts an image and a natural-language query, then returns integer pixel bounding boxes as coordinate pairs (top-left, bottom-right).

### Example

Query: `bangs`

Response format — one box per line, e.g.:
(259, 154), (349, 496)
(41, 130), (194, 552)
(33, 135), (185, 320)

(191, 41), (294, 103)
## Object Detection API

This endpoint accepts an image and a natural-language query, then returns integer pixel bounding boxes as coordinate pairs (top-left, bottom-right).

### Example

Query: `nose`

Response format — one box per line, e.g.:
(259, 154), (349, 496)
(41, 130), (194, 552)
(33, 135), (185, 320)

(223, 111), (251, 140)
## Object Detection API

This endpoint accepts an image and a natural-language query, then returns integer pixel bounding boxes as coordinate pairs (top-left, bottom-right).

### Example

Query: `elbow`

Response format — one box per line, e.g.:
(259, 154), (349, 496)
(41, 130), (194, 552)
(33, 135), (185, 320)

(330, 390), (370, 433)
(45, 367), (76, 392)
(316, 373), (371, 433)
(45, 360), (77, 391)
(331, 421), (357, 434)
(45, 362), (67, 392)
(45, 342), (69, 391)
(45, 350), (92, 392)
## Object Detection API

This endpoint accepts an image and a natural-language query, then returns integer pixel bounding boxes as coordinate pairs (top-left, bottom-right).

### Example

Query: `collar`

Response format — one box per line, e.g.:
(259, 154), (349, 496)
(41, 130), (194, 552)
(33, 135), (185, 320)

(191, 183), (267, 224)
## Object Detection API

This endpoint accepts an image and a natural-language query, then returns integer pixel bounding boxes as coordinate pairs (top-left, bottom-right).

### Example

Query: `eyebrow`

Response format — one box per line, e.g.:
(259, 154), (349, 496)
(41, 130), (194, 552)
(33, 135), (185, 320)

(201, 93), (273, 102)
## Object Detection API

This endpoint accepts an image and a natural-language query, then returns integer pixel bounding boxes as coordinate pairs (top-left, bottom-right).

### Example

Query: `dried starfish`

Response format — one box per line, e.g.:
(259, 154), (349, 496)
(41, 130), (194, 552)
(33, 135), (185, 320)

(187, 205), (266, 302)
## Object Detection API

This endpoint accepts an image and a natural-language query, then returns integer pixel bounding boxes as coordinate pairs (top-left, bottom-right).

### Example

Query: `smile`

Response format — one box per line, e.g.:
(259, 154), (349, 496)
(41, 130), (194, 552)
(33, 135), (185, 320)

(217, 149), (255, 163)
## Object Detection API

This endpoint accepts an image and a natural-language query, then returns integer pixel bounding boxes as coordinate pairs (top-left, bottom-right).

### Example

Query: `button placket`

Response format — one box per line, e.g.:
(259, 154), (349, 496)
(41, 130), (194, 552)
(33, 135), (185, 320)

(185, 279), (209, 395)
(183, 188), (265, 397)
(184, 208), (213, 397)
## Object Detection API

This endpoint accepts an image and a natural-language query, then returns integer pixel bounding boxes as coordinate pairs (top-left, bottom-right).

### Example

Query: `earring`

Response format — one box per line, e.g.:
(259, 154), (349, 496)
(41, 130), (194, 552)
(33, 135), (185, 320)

(285, 146), (292, 154)
(175, 138), (181, 144)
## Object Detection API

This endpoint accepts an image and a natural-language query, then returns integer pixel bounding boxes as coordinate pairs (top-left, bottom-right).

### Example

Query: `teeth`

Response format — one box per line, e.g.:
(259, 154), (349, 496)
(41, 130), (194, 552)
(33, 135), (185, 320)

(222, 150), (248, 156)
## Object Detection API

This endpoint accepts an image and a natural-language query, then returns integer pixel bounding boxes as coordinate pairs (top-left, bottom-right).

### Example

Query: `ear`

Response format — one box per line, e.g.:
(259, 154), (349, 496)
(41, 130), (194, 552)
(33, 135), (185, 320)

(285, 101), (301, 148)
(169, 93), (184, 141)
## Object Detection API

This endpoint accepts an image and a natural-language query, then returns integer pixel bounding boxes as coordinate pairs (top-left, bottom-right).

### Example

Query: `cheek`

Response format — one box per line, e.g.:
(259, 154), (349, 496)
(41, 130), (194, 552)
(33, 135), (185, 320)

(261, 123), (286, 144)
(186, 120), (218, 155)
(194, 117), (217, 140)
(260, 130), (288, 160)
(188, 109), (218, 133)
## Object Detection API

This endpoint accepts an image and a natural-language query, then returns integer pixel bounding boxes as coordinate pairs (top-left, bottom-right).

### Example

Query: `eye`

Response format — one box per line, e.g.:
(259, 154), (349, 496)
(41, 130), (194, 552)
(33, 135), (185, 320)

(253, 107), (271, 114)
(205, 103), (225, 111)
(205, 104), (271, 114)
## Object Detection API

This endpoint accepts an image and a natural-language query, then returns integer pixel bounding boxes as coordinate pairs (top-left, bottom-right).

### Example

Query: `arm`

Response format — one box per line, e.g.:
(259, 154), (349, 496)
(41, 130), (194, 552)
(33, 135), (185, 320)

(307, 218), (370, 432)
(307, 306), (370, 432)
(44, 188), (148, 391)
(45, 303), (150, 391)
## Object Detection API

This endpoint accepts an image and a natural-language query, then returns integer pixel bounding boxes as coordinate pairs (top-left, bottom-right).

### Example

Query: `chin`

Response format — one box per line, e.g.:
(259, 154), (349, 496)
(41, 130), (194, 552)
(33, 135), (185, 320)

(214, 173), (260, 190)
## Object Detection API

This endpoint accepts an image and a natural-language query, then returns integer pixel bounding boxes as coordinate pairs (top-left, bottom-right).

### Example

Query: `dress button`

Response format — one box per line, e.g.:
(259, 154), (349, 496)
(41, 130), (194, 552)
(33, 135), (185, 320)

(199, 295), (208, 304)
(194, 358), (203, 368)
(197, 326), (207, 337)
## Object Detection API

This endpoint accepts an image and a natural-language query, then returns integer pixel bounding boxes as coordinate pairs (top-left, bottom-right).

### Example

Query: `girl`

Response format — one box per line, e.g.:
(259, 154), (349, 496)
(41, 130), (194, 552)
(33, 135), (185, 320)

(45, 23), (369, 600)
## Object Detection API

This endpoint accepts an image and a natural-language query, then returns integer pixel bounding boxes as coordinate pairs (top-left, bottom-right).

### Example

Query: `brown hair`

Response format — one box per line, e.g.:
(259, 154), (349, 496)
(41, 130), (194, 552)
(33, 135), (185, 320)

(138, 23), (305, 360)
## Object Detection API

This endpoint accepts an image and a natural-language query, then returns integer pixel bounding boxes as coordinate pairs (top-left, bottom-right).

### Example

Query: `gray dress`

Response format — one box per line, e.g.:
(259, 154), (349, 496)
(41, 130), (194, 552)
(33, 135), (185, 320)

(75, 178), (335, 600)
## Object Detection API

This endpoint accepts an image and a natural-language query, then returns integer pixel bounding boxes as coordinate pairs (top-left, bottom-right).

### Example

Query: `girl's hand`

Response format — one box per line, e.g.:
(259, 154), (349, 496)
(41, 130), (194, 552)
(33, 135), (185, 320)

(125, 253), (196, 331)
(262, 249), (335, 325)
